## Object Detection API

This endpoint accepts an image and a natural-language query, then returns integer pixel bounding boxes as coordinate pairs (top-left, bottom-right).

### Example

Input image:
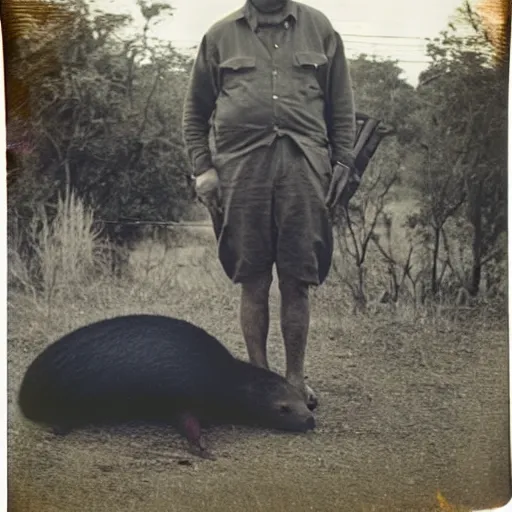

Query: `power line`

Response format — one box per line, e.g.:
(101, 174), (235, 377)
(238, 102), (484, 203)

(331, 30), (436, 41)
(344, 47), (429, 57)
(343, 39), (427, 48)
(164, 31), (451, 43)
(167, 37), (434, 65)
(169, 39), (430, 52)
(170, 39), (428, 52)
(169, 37), (428, 46)
(346, 57), (431, 64)
(363, 60), (430, 64)
(170, 42), (432, 64)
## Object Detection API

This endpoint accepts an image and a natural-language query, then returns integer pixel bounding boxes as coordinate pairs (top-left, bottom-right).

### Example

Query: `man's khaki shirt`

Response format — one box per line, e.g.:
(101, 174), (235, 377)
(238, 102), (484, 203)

(182, 1), (356, 177)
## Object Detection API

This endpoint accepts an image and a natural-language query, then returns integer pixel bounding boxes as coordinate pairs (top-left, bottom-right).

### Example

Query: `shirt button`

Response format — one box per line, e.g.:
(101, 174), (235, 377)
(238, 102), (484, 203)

(274, 43), (279, 49)
(272, 94), (278, 100)
(272, 70), (277, 76)
(284, 21), (289, 29)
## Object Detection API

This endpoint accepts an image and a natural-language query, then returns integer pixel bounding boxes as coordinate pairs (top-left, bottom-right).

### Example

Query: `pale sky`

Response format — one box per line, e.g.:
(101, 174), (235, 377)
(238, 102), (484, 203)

(90, 0), (476, 85)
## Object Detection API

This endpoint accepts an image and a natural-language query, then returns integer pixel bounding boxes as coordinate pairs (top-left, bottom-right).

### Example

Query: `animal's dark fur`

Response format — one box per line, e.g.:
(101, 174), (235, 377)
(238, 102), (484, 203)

(18, 314), (315, 455)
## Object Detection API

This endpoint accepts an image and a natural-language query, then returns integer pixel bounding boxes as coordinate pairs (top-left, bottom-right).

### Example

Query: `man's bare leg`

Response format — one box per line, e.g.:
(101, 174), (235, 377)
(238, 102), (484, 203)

(240, 271), (273, 369)
(278, 274), (318, 410)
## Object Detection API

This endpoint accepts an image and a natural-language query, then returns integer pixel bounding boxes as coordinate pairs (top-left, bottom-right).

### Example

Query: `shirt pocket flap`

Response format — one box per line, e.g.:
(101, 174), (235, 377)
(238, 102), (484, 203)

(294, 51), (328, 68)
(219, 56), (257, 70)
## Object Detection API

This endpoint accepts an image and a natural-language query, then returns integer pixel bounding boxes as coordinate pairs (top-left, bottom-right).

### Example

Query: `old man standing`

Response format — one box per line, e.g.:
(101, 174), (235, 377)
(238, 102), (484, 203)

(182, 0), (357, 410)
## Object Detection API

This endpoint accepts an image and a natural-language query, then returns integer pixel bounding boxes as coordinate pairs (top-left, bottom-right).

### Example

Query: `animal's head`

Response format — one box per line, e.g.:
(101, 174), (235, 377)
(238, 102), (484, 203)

(233, 361), (316, 432)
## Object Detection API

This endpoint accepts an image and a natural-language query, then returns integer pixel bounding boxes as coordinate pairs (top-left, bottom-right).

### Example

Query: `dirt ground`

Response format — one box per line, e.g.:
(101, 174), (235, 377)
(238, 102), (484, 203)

(7, 228), (511, 512)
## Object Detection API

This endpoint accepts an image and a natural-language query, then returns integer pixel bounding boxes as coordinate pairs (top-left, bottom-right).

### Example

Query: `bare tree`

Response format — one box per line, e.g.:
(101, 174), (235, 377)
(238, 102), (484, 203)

(332, 166), (398, 313)
(369, 213), (414, 304)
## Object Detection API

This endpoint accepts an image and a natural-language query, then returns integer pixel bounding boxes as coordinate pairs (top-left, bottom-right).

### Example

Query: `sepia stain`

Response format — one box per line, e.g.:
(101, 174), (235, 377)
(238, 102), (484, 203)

(1, 0), (76, 185)
(475, 0), (511, 66)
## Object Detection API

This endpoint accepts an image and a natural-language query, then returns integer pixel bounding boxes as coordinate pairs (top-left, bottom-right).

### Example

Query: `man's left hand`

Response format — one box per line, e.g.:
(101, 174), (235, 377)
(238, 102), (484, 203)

(325, 162), (360, 210)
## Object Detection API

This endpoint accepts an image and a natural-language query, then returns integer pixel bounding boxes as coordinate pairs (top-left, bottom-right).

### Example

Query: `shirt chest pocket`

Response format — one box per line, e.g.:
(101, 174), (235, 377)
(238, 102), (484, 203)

(292, 51), (328, 96)
(218, 56), (257, 92)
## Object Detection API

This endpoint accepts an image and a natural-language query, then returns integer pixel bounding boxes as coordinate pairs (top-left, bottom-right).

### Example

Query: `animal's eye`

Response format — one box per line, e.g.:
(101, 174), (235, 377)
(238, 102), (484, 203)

(280, 405), (291, 414)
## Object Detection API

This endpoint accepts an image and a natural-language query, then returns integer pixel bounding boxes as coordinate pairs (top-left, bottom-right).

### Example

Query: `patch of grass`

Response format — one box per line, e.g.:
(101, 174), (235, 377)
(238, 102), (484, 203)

(8, 191), (112, 304)
(7, 193), (510, 512)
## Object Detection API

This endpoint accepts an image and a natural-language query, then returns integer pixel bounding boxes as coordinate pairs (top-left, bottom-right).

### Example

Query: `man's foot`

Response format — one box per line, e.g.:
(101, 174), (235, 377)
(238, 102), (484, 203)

(305, 383), (318, 411)
(288, 377), (318, 411)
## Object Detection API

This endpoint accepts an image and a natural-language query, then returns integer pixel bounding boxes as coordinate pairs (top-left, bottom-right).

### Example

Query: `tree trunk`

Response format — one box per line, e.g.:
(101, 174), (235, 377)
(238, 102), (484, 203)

(470, 241), (482, 296)
(356, 263), (367, 312)
(469, 183), (483, 296)
(431, 225), (440, 295)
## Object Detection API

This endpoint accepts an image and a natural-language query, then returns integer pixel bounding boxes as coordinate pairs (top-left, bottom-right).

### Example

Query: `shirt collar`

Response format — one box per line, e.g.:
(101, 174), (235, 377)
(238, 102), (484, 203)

(236, 1), (297, 32)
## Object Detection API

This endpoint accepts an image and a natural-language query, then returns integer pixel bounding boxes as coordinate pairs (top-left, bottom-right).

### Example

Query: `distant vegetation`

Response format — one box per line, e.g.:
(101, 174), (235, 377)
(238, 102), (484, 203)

(5, 0), (508, 312)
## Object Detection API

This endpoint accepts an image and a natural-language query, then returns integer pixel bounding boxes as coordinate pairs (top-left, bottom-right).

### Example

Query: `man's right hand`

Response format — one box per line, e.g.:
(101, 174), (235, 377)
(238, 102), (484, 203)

(194, 167), (222, 214)
(195, 167), (220, 202)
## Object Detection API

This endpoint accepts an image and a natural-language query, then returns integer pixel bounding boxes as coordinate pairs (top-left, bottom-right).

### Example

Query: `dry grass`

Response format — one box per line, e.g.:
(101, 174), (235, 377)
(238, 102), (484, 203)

(7, 195), (510, 512)
(8, 191), (111, 304)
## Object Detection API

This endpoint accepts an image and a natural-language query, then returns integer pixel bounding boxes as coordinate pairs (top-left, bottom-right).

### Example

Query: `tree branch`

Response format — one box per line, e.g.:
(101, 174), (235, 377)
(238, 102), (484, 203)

(137, 67), (161, 138)
(345, 210), (362, 264)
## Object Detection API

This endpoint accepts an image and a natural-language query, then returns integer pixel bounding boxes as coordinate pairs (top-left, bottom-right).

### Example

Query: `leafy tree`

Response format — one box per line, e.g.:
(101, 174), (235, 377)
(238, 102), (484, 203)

(331, 55), (411, 310)
(412, 1), (508, 296)
(7, 0), (194, 249)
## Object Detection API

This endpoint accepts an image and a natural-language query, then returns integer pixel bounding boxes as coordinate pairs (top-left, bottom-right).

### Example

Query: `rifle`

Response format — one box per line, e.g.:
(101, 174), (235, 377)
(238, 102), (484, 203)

(338, 111), (395, 209)
(201, 112), (394, 240)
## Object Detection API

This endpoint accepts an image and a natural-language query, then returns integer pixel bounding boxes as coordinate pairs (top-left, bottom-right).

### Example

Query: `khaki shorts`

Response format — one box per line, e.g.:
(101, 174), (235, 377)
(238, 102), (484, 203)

(216, 136), (333, 285)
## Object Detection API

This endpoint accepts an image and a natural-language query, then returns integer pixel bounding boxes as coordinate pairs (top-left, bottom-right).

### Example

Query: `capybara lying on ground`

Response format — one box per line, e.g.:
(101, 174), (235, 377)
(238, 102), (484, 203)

(18, 314), (315, 458)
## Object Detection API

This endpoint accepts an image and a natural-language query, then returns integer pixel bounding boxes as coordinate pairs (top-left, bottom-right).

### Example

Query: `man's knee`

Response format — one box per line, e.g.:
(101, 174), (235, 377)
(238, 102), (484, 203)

(278, 272), (309, 300)
(241, 270), (274, 301)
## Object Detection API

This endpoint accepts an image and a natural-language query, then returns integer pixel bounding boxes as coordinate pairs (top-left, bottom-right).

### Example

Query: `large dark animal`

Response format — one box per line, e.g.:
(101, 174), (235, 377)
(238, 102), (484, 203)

(18, 314), (315, 458)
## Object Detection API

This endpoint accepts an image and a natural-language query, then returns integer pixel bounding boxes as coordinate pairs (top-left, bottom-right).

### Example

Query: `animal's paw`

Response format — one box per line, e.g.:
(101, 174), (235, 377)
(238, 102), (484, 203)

(177, 411), (217, 460)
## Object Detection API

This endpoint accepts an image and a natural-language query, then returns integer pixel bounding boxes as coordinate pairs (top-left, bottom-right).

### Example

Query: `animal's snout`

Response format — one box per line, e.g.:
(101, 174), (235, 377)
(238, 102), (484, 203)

(305, 415), (316, 430)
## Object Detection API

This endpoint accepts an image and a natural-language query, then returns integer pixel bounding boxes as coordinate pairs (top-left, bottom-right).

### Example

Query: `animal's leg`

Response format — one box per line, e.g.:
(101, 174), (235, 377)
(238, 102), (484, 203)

(176, 412), (216, 460)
